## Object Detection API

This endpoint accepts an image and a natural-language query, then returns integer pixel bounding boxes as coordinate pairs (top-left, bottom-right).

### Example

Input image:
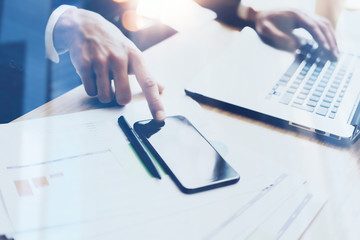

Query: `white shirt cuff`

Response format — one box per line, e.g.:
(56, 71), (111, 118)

(237, 2), (250, 20)
(45, 5), (76, 63)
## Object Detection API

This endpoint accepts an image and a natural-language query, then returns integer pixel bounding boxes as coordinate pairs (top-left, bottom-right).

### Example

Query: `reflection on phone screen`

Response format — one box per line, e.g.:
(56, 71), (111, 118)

(134, 116), (239, 193)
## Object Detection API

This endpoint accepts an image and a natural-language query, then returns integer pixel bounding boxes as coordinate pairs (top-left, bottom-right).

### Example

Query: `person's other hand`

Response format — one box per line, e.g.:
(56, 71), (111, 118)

(53, 8), (165, 121)
(250, 9), (339, 59)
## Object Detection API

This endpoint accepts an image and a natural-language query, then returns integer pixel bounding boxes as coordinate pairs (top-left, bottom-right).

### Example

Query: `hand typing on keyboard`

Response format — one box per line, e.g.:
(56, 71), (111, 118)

(240, 8), (339, 60)
(299, 43), (338, 63)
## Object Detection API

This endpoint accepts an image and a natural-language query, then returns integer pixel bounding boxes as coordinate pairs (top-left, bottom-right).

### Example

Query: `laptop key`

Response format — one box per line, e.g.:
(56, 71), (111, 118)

(329, 112), (336, 119)
(309, 76), (317, 81)
(324, 73), (332, 79)
(326, 92), (335, 98)
(293, 98), (304, 105)
(293, 104), (315, 112)
(312, 72), (320, 78)
(297, 75), (305, 81)
(297, 93), (307, 100)
(332, 82), (340, 88)
(303, 85), (312, 90)
(315, 86), (325, 92)
(280, 92), (294, 105)
(300, 70), (308, 76)
(316, 106), (329, 116)
(310, 96), (320, 102)
(285, 61), (301, 77)
(314, 67), (322, 73)
(320, 78), (330, 84)
(313, 91), (322, 97)
(323, 97), (333, 103)
(307, 100), (318, 107)
(300, 89), (310, 95)
(279, 77), (290, 85)
(290, 83), (300, 89)
(287, 88), (296, 94)
(328, 87), (337, 93)
(305, 81), (315, 87)
(320, 101), (331, 108)
(318, 83), (327, 88)
(302, 105), (315, 112)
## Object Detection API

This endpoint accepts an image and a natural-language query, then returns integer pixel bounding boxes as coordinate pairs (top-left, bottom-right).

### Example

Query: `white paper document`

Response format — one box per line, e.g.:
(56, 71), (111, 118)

(0, 98), (325, 240)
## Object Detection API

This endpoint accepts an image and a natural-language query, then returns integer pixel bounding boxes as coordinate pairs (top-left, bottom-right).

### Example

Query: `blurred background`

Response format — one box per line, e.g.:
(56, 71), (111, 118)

(0, 0), (51, 123)
(0, 0), (87, 123)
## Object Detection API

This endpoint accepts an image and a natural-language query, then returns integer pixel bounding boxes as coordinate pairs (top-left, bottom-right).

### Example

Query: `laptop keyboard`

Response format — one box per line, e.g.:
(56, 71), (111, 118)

(269, 44), (359, 119)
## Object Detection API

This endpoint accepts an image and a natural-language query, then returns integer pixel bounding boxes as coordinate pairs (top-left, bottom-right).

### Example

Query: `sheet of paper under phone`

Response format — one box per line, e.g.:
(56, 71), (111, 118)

(134, 115), (240, 193)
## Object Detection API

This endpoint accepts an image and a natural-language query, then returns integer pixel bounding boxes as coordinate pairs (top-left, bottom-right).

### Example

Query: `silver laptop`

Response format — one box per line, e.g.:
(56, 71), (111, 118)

(185, 27), (360, 144)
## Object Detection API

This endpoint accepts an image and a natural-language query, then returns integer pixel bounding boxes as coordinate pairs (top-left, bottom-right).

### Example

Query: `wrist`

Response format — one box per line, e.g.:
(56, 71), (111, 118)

(45, 5), (77, 63)
(53, 7), (79, 54)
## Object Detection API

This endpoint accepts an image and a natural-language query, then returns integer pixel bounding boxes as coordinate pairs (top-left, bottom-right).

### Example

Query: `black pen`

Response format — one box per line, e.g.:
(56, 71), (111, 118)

(118, 115), (161, 179)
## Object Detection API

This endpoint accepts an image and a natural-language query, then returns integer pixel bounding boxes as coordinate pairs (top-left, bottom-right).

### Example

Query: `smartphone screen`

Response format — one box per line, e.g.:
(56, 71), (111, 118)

(134, 116), (239, 193)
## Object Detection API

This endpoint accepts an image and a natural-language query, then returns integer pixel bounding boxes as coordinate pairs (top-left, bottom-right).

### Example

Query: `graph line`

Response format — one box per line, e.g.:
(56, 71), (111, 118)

(6, 150), (110, 169)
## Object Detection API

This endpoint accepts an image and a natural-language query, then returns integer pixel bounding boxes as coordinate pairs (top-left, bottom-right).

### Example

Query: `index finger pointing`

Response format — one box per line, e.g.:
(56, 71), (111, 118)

(129, 50), (165, 121)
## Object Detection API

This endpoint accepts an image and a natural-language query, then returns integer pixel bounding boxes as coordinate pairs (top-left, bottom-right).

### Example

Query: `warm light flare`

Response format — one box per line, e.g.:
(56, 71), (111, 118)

(136, 0), (216, 32)
(112, 0), (129, 3)
(122, 10), (141, 32)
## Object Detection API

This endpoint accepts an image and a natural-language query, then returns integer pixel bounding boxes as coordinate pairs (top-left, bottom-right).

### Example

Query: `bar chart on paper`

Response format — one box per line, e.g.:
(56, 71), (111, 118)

(13, 173), (63, 197)
(0, 143), (155, 232)
(0, 108), (160, 233)
(7, 149), (115, 197)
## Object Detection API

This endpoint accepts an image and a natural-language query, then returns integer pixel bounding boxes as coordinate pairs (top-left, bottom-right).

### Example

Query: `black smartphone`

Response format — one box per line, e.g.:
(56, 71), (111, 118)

(134, 115), (240, 194)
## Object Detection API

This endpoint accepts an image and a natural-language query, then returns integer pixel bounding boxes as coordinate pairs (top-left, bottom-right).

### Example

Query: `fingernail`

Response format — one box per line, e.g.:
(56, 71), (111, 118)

(155, 111), (166, 121)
